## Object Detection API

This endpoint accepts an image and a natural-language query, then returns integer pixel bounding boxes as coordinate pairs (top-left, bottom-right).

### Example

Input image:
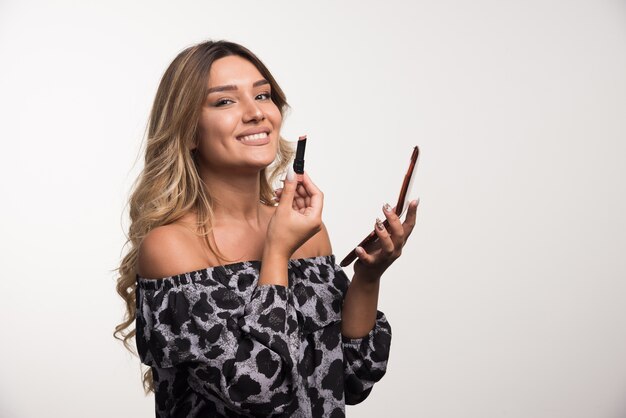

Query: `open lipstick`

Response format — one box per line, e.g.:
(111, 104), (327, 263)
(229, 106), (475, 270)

(293, 135), (307, 182)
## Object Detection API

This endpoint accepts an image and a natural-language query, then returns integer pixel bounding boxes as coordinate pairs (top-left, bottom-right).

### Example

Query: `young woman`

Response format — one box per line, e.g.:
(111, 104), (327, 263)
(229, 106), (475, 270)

(114, 40), (419, 417)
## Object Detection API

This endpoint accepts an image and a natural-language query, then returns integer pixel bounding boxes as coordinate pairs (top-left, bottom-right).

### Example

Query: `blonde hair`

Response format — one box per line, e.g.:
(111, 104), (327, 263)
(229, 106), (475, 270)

(113, 40), (295, 394)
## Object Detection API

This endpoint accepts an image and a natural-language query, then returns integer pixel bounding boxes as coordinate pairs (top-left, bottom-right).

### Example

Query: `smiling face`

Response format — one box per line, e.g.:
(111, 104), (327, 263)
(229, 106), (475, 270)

(195, 55), (283, 175)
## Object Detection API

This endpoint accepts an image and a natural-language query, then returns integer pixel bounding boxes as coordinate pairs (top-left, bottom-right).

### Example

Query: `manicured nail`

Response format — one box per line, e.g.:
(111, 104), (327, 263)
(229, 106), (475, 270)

(383, 203), (391, 213)
(355, 247), (364, 255)
(376, 217), (385, 231)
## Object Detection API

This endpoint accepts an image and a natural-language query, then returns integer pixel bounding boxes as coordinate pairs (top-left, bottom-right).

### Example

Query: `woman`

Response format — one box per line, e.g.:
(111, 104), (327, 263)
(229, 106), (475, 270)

(114, 40), (419, 417)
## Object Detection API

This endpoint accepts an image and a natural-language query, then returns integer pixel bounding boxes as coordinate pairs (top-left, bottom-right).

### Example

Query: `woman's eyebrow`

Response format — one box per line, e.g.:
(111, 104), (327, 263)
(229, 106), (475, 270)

(207, 79), (269, 94)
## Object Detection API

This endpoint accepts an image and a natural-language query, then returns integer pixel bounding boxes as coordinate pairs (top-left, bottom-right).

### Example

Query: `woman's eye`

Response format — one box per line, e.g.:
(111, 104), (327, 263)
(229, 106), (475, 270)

(214, 99), (234, 107)
(213, 92), (270, 107)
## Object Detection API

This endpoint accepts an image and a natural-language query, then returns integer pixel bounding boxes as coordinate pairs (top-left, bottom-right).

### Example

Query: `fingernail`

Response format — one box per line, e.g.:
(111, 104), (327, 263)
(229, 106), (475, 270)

(286, 165), (295, 181)
(383, 203), (391, 213)
(376, 217), (385, 231)
(355, 247), (364, 255)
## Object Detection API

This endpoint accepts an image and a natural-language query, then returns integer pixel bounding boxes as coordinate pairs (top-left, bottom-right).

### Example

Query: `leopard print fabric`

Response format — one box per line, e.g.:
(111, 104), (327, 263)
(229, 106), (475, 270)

(136, 254), (392, 417)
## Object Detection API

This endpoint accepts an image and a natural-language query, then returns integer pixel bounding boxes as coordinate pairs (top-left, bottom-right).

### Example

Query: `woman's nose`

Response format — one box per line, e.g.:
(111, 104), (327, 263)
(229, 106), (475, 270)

(242, 97), (265, 122)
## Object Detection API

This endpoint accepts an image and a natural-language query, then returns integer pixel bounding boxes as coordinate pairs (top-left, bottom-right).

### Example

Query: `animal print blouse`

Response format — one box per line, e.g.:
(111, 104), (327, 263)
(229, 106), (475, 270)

(135, 254), (392, 417)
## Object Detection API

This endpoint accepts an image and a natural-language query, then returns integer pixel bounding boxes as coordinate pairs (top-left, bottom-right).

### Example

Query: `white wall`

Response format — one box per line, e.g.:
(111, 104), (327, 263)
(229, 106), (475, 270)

(1, 0), (625, 417)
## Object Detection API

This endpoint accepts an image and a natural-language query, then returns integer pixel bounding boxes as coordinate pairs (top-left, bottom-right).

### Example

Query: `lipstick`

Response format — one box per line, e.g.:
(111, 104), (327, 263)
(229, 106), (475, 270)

(293, 135), (307, 182)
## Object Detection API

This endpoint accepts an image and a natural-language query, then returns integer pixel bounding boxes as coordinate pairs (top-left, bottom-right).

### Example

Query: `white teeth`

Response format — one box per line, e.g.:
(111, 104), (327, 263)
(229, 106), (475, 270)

(239, 132), (268, 142)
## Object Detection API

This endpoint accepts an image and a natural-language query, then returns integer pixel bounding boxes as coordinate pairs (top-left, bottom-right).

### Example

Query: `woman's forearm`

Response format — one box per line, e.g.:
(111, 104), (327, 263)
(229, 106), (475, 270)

(258, 247), (289, 286)
(341, 272), (381, 339)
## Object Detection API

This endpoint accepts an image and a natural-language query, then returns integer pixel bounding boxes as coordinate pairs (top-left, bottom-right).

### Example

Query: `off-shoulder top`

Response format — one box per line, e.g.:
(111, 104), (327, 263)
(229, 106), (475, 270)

(135, 254), (392, 417)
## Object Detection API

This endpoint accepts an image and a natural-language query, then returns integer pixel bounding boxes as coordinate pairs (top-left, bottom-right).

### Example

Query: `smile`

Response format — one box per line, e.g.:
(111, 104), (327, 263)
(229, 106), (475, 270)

(237, 132), (270, 145)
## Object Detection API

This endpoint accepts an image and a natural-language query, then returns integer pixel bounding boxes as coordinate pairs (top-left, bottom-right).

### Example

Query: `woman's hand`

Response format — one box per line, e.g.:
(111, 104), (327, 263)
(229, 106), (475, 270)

(353, 200), (420, 281)
(266, 168), (324, 259)
(275, 181), (420, 281)
(272, 176), (312, 212)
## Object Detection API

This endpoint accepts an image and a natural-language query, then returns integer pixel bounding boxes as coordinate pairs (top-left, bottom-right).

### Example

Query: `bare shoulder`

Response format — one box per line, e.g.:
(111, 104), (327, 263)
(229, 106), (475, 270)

(136, 223), (206, 279)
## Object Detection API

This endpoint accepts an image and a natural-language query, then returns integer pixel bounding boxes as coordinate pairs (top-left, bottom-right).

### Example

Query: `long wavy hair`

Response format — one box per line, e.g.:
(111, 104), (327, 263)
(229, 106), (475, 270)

(113, 40), (295, 394)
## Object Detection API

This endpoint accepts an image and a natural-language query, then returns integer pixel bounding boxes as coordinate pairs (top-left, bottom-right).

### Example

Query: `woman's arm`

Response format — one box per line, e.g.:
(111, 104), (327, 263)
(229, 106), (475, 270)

(340, 271), (381, 338)
(317, 199), (419, 339)
(258, 246), (289, 286)
(310, 221), (381, 338)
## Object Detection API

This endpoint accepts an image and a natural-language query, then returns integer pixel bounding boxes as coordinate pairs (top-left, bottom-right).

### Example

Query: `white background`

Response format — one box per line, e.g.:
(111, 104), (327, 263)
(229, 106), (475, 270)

(1, 1), (625, 417)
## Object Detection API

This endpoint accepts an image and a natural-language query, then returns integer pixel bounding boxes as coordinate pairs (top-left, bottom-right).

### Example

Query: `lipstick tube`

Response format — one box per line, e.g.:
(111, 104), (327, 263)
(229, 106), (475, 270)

(293, 135), (307, 182)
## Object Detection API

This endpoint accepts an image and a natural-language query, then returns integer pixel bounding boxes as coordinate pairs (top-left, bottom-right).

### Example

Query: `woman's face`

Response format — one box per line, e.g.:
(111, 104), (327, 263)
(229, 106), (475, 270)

(195, 55), (282, 175)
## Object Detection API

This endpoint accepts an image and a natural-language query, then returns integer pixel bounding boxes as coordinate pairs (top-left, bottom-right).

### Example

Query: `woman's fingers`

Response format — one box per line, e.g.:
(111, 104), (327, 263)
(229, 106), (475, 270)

(274, 185), (308, 210)
(357, 199), (419, 268)
(294, 184), (308, 209)
(374, 217), (395, 256)
(276, 168), (299, 211)
(402, 199), (420, 243)
(355, 218), (394, 265)
(274, 171), (321, 215)
(354, 246), (373, 264)
(297, 184), (311, 207)
(274, 183), (308, 199)
(300, 171), (323, 216)
(381, 204), (404, 255)
(300, 171), (321, 196)
(294, 194), (306, 210)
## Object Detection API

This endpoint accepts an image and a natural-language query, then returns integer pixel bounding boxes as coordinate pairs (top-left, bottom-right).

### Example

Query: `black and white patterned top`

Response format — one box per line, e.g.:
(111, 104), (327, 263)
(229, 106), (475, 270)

(135, 254), (392, 417)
